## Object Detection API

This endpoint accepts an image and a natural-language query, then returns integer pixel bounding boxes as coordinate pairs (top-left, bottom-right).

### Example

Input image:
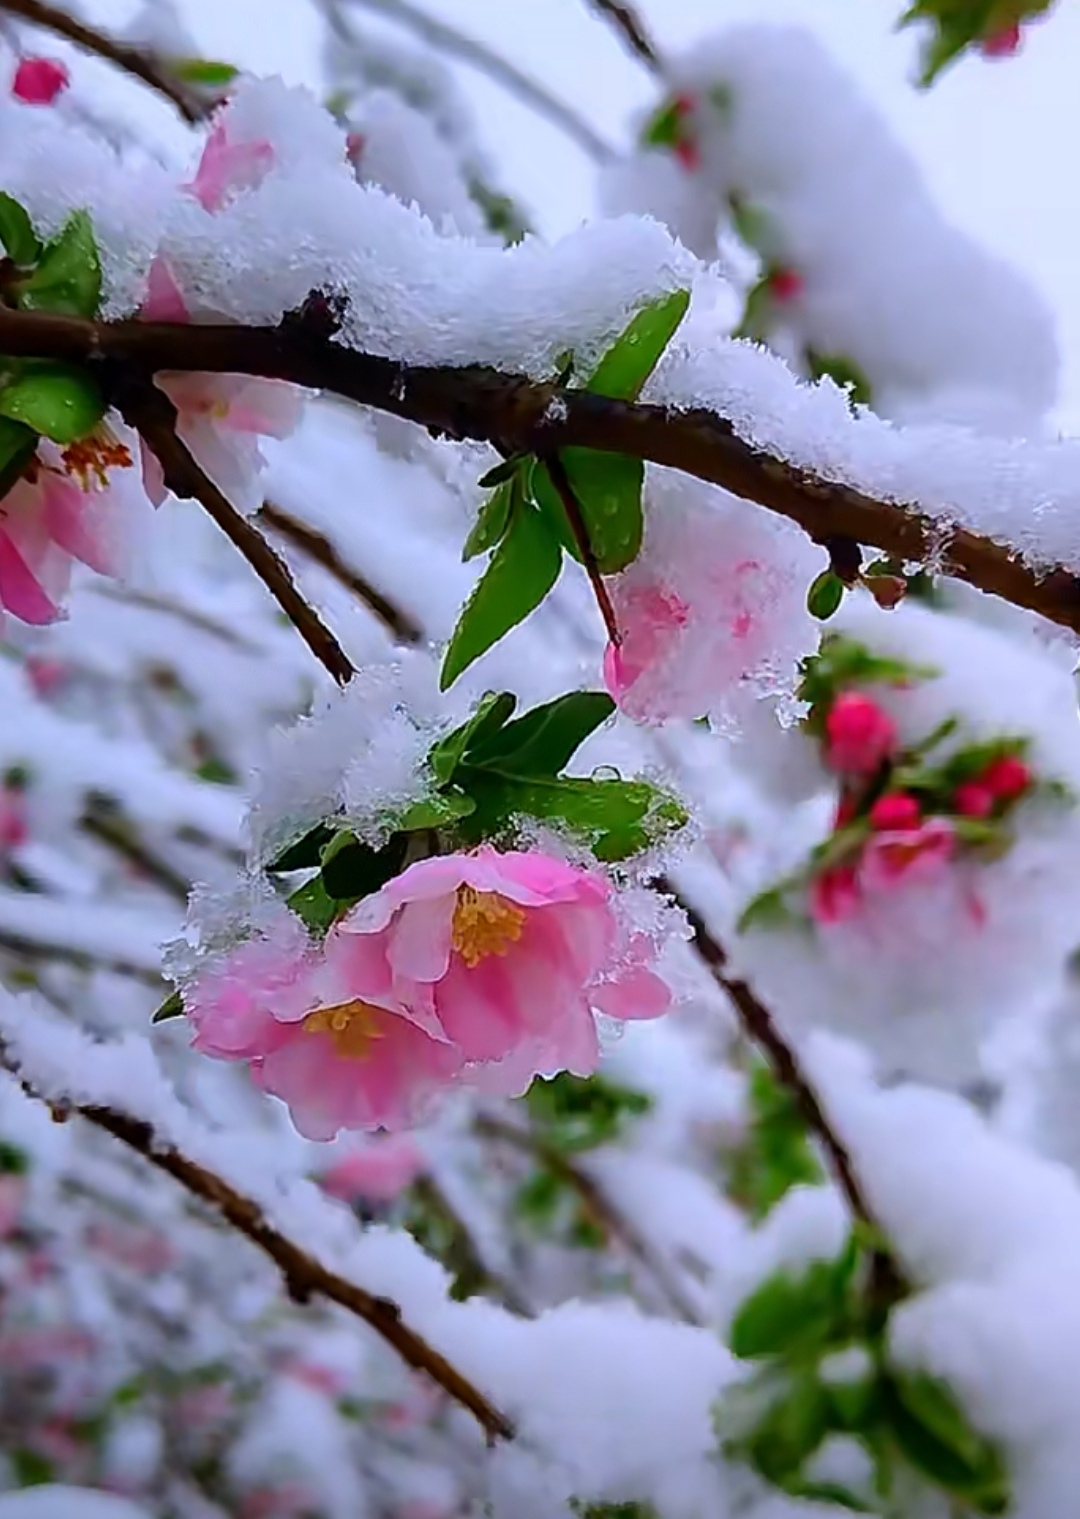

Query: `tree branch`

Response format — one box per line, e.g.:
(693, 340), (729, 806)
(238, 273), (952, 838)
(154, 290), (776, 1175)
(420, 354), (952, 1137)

(582, 0), (664, 74)
(112, 376), (356, 687)
(0, 0), (212, 122)
(0, 305), (1072, 644)
(0, 1043), (515, 1442)
(259, 500), (424, 646)
(672, 888), (907, 1301)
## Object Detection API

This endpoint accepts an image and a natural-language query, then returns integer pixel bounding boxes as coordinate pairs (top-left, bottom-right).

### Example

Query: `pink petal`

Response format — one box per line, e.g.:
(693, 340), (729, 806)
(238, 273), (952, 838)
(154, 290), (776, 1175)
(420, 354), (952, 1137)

(42, 476), (113, 576)
(387, 893), (455, 984)
(0, 531), (60, 624)
(143, 255), (190, 323)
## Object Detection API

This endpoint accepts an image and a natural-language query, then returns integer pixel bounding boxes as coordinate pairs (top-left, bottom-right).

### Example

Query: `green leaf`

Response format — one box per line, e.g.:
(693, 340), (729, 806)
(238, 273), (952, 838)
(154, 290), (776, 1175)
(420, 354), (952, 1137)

(173, 57), (239, 85)
(428, 691), (518, 784)
(394, 790), (476, 830)
(267, 821), (337, 873)
(440, 501), (562, 688)
(0, 192), (41, 265)
(525, 1070), (651, 1152)
(884, 1372), (1010, 1511)
(466, 691), (615, 777)
(0, 1139), (29, 1175)
(460, 770), (688, 863)
(729, 1244), (860, 1361)
(476, 457), (524, 490)
(319, 830), (408, 903)
(463, 477), (515, 560)
(728, 194), (776, 258)
(736, 883), (798, 934)
(17, 209), (102, 318)
(733, 275), (775, 342)
(533, 449), (644, 574)
(807, 570), (846, 621)
(151, 989), (185, 1024)
(287, 874), (340, 934)
(641, 97), (684, 149)
(777, 1477), (873, 1513)
(585, 289), (691, 403)
(744, 1371), (831, 1481)
(0, 364), (105, 445)
(0, 415), (38, 500)
(11, 1449), (53, 1487)
(806, 349), (873, 408)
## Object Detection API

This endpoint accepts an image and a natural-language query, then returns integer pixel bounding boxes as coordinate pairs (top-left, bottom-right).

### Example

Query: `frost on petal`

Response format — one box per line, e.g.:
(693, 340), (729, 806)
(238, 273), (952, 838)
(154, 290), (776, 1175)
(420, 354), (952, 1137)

(605, 467), (822, 724)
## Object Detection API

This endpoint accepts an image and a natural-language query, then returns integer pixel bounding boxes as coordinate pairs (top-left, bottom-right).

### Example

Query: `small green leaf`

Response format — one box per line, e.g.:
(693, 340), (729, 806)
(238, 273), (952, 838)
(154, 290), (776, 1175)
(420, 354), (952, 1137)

(394, 790), (476, 830)
(807, 569), (846, 621)
(0, 364), (105, 445)
(466, 690), (615, 777)
(428, 692), (518, 784)
(745, 1371), (831, 1481)
(319, 830), (408, 903)
(778, 1477), (873, 1513)
(0, 193), (41, 266)
(0, 415), (37, 500)
(736, 883), (798, 934)
(17, 209), (102, 318)
(440, 500), (562, 689)
(267, 821), (337, 873)
(476, 457), (524, 490)
(152, 990), (185, 1024)
(173, 57), (239, 85)
(884, 1372), (1010, 1511)
(463, 477), (515, 560)
(585, 289), (691, 403)
(733, 275), (776, 342)
(728, 195), (775, 258)
(460, 771), (687, 862)
(0, 1139), (29, 1175)
(533, 449), (644, 574)
(641, 97), (684, 149)
(729, 1245), (860, 1361)
(806, 349), (873, 408)
(287, 874), (340, 934)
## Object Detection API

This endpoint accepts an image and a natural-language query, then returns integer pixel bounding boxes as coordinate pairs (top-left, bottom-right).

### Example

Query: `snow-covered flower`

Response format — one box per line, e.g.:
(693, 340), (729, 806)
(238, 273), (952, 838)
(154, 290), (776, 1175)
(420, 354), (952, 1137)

(11, 57), (69, 105)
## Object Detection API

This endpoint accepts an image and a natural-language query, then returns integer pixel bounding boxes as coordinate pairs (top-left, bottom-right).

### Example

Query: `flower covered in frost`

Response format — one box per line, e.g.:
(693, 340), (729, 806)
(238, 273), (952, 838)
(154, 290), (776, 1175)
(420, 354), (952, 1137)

(603, 467), (821, 724)
(11, 57), (69, 105)
(179, 849), (673, 1138)
(139, 257), (302, 513)
(0, 432), (136, 628)
(733, 595), (1080, 1083)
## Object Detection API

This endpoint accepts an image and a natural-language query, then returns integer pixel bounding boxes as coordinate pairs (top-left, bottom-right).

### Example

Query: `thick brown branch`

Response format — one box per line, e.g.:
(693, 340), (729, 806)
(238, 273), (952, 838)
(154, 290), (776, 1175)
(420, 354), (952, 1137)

(673, 889), (907, 1302)
(583, 0), (663, 74)
(259, 500), (423, 646)
(542, 452), (621, 646)
(476, 1112), (704, 1324)
(0, 1044), (514, 1440)
(0, 305), (1077, 642)
(113, 377), (356, 687)
(0, 0), (212, 122)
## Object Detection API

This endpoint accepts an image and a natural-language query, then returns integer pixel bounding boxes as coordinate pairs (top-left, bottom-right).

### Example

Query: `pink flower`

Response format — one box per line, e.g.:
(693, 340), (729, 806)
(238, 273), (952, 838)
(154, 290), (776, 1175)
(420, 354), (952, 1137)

(0, 435), (133, 628)
(334, 848), (671, 1095)
(824, 692), (897, 777)
(12, 56), (69, 105)
(981, 22), (1023, 56)
(187, 117), (274, 213)
(26, 656), (69, 696)
(859, 816), (956, 892)
(868, 792), (921, 832)
(955, 781), (994, 818)
(768, 267), (804, 302)
(0, 782), (27, 851)
(139, 256), (302, 512)
(604, 476), (817, 722)
(981, 754), (1031, 802)
(319, 1134), (425, 1203)
(809, 864), (861, 925)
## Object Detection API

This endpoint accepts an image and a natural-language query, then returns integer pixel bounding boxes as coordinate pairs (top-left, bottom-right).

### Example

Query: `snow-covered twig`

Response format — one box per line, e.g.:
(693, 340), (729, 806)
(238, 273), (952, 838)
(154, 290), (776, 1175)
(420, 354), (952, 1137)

(583, 0), (663, 75)
(0, 1037), (517, 1443)
(0, 0), (211, 121)
(115, 376), (357, 687)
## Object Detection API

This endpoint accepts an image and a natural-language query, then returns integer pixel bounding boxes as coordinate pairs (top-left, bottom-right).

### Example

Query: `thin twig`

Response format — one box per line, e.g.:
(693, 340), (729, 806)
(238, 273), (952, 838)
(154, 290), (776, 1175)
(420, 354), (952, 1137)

(671, 888), (907, 1301)
(0, 304), (1072, 645)
(80, 803), (191, 904)
(583, 0), (664, 74)
(112, 377), (356, 688)
(0, 0), (212, 122)
(0, 1043), (515, 1442)
(331, 0), (614, 162)
(542, 452), (621, 647)
(259, 500), (424, 646)
(476, 1113), (704, 1324)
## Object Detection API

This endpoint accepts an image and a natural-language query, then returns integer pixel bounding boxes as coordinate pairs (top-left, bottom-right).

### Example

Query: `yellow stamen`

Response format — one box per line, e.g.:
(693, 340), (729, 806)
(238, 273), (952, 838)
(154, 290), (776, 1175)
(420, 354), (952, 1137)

(451, 885), (526, 969)
(62, 426), (133, 491)
(303, 998), (386, 1060)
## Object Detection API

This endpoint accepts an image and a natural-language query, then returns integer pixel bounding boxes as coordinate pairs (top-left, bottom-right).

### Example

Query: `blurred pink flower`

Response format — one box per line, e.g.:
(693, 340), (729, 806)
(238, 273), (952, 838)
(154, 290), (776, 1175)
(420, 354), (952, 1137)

(12, 56), (69, 105)
(319, 1134), (425, 1203)
(859, 817), (956, 892)
(139, 256), (302, 513)
(824, 691), (897, 778)
(809, 864), (861, 925)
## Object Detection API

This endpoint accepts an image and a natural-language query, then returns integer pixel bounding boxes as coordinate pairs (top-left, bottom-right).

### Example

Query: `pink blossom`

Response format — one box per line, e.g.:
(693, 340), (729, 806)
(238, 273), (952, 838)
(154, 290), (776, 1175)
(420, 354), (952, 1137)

(12, 56), (69, 105)
(859, 816), (956, 892)
(285, 1359), (347, 1397)
(868, 792), (921, 832)
(319, 1134), (425, 1203)
(824, 691), (897, 777)
(0, 435), (132, 628)
(980, 21), (1023, 55)
(139, 257), (302, 513)
(809, 864), (861, 925)
(0, 782), (27, 851)
(26, 656), (70, 696)
(335, 848), (671, 1095)
(768, 267), (804, 302)
(981, 753), (1032, 802)
(187, 117), (274, 212)
(604, 477), (816, 722)
(955, 780), (995, 818)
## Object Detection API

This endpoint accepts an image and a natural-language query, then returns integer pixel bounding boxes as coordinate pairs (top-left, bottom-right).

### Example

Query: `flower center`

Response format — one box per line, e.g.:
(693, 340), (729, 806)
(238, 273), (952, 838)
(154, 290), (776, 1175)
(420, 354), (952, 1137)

(61, 428), (133, 491)
(451, 886), (526, 969)
(302, 999), (386, 1060)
